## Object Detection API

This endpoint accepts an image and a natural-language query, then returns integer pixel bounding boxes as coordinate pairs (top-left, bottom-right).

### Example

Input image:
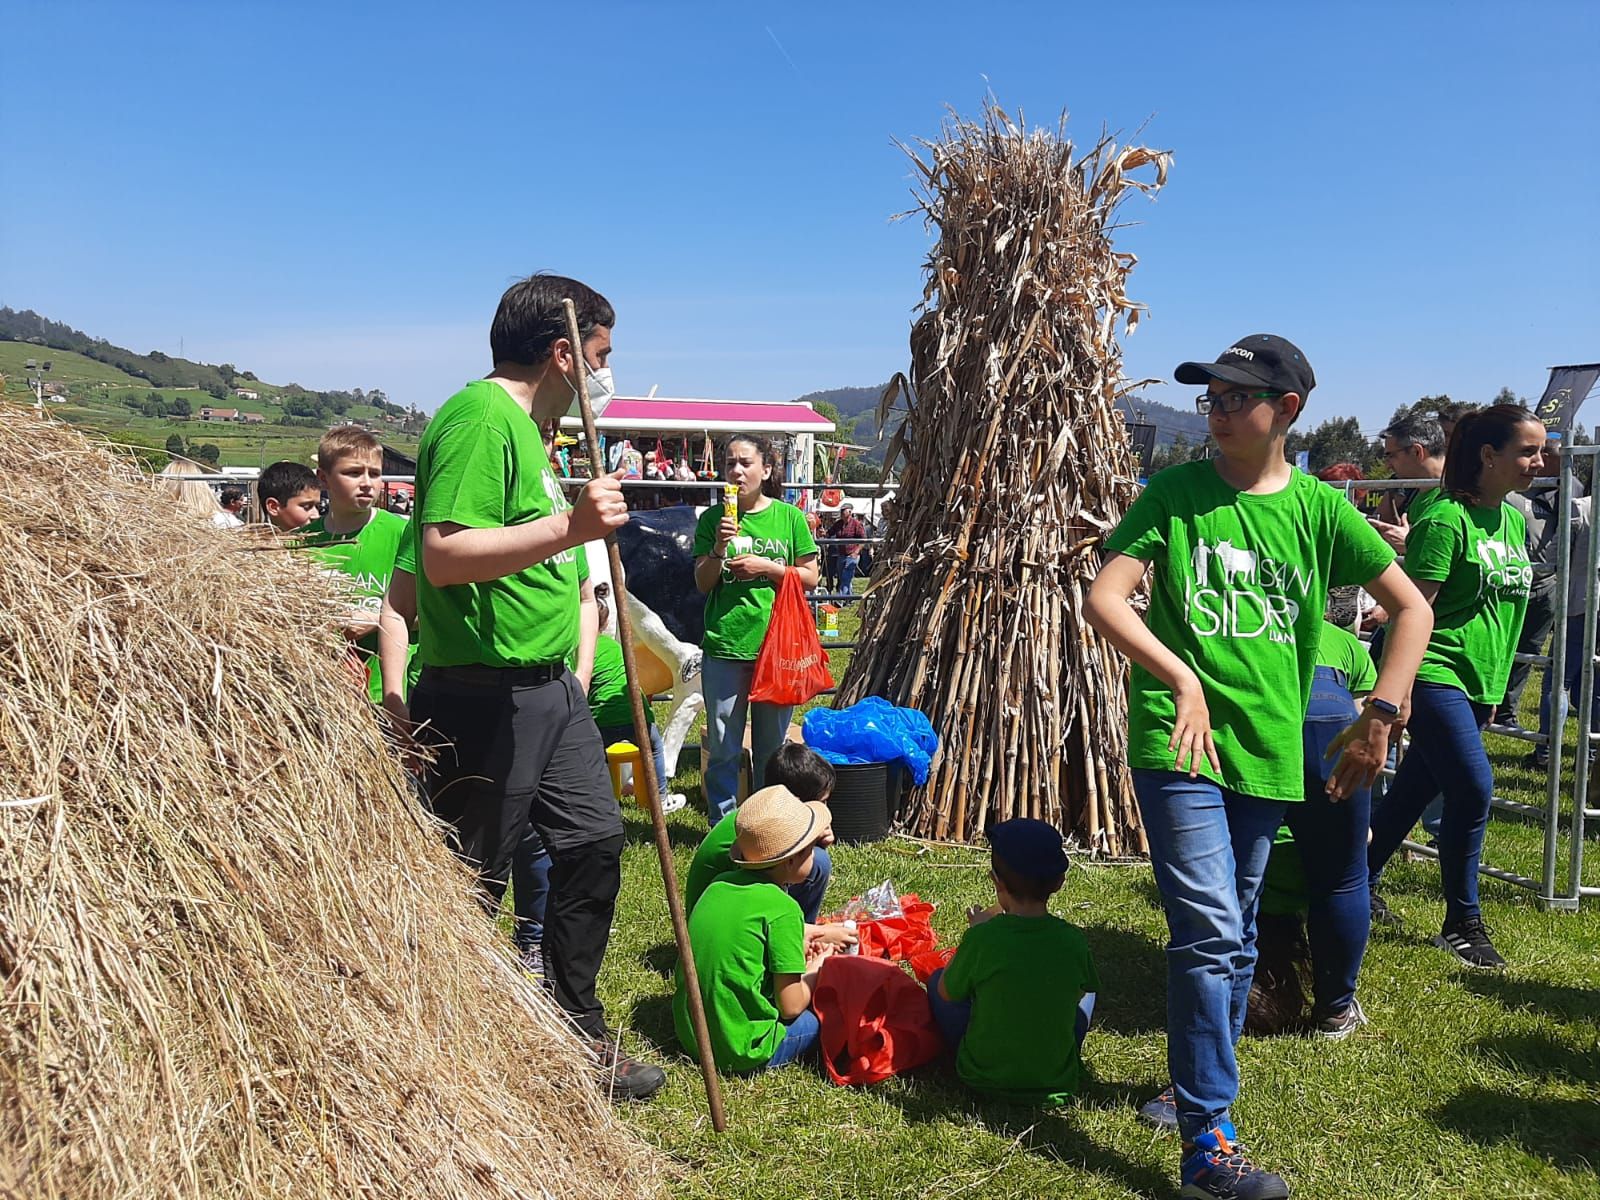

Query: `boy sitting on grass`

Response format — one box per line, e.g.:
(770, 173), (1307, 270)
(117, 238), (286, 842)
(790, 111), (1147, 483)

(257, 460), (321, 533)
(299, 428), (412, 704)
(673, 785), (837, 1072)
(685, 743), (856, 953)
(926, 818), (1098, 1106)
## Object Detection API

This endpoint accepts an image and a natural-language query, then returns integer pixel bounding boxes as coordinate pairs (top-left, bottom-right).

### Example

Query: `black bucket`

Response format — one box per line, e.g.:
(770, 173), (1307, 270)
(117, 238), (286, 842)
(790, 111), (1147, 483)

(828, 761), (896, 843)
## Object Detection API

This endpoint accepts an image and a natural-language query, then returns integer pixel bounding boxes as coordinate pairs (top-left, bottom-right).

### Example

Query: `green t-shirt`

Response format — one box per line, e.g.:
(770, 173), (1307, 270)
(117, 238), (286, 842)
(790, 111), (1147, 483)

(673, 869), (806, 1072)
(413, 380), (586, 668)
(693, 499), (819, 660)
(1317, 620), (1377, 696)
(1406, 481), (1445, 526)
(1104, 462), (1394, 801)
(301, 509), (413, 704)
(1405, 495), (1531, 703)
(684, 812), (740, 913)
(576, 634), (651, 730)
(941, 913), (1099, 1105)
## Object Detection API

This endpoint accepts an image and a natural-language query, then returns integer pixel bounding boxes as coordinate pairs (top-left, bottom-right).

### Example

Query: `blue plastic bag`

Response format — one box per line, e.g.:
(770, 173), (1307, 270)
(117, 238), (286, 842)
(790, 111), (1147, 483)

(802, 698), (939, 786)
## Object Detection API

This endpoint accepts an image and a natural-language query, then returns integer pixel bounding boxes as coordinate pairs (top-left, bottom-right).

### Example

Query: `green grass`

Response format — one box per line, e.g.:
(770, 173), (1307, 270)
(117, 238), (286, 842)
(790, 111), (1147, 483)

(578, 630), (1600, 1200)
(0, 341), (143, 389)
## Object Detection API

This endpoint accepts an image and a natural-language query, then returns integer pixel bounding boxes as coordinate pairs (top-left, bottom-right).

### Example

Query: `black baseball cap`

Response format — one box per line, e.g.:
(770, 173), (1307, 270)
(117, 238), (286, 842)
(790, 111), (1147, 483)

(1175, 334), (1316, 398)
(988, 818), (1070, 881)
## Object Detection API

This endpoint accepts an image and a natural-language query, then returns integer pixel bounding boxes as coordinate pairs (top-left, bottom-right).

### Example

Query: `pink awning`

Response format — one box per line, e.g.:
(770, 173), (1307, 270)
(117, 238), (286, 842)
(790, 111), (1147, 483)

(561, 396), (835, 435)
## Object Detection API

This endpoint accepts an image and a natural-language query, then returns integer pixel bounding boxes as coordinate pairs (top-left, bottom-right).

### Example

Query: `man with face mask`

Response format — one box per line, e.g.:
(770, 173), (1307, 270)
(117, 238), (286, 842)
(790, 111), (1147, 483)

(409, 272), (665, 1101)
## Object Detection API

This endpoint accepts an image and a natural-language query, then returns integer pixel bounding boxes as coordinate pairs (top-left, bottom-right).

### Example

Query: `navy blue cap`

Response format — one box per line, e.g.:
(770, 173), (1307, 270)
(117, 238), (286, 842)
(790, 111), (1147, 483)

(988, 818), (1070, 881)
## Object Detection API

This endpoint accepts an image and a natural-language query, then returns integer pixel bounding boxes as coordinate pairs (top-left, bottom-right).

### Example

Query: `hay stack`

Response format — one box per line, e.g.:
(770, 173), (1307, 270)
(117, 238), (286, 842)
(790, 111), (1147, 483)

(839, 103), (1168, 854)
(0, 409), (661, 1199)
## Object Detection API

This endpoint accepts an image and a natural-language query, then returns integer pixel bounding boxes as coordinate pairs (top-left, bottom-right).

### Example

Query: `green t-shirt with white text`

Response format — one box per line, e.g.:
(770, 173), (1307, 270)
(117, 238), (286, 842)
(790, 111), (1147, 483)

(674, 869), (806, 1072)
(1104, 461), (1395, 801)
(413, 380), (586, 668)
(693, 499), (819, 660)
(1405, 496), (1531, 703)
(941, 913), (1099, 1105)
(301, 508), (413, 703)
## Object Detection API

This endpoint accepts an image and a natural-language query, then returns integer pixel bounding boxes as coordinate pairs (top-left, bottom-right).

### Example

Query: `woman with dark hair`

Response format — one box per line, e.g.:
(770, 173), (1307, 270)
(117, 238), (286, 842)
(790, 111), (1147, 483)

(1367, 404), (1545, 968)
(693, 433), (820, 822)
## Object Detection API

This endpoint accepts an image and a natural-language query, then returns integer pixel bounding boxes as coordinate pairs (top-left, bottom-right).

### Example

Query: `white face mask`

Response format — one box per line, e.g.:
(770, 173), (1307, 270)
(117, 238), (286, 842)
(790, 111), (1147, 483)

(566, 364), (616, 419)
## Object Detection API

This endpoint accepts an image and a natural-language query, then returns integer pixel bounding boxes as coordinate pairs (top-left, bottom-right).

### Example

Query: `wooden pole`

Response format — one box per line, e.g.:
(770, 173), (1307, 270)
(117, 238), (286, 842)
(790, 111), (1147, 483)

(561, 299), (727, 1133)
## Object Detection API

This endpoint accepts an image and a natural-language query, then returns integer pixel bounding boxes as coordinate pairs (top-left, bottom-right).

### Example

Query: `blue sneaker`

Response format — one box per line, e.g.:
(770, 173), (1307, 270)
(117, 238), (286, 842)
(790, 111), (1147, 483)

(1180, 1121), (1289, 1199)
(1137, 1085), (1178, 1133)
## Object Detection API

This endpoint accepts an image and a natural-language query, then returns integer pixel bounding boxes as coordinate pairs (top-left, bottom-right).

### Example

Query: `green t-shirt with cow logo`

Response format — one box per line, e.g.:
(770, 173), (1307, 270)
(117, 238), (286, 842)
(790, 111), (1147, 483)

(1405, 495), (1531, 703)
(693, 499), (818, 661)
(1104, 461), (1395, 802)
(414, 380), (586, 668)
(300, 508), (411, 704)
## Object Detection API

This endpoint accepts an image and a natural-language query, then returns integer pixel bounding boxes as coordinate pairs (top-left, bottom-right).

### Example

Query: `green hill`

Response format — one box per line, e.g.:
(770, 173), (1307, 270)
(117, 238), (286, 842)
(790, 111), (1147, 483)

(1, 307), (426, 469)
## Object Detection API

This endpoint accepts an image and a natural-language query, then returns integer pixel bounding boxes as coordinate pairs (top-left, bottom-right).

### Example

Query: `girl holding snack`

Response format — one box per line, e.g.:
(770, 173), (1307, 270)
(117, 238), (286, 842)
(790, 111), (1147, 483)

(693, 434), (819, 822)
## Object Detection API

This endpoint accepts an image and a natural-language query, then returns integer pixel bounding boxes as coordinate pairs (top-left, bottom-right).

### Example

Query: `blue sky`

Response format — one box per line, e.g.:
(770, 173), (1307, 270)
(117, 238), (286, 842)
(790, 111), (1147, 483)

(4, 1), (1595, 431)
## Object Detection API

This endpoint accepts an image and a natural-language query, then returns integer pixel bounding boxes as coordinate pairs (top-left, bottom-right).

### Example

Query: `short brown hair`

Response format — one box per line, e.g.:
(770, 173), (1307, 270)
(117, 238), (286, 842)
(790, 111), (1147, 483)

(317, 426), (382, 471)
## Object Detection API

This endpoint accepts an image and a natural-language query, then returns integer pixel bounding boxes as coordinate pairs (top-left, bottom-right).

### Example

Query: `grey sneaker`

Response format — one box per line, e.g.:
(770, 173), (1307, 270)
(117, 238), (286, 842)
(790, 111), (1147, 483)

(1313, 996), (1369, 1041)
(516, 942), (544, 978)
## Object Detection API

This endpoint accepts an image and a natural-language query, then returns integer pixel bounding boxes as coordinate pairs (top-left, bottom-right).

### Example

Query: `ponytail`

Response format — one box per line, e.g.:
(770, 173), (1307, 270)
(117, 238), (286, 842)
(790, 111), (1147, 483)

(1442, 403), (1539, 502)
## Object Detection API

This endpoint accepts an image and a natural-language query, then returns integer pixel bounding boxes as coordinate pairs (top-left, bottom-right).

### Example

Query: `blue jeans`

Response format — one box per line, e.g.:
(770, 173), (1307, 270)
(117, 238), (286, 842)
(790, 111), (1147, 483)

(837, 555), (859, 601)
(702, 655), (793, 823)
(1367, 683), (1493, 923)
(761, 1008), (821, 1070)
(597, 722), (671, 794)
(1287, 668), (1372, 1016)
(789, 845), (832, 923)
(1538, 616), (1600, 759)
(511, 825), (550, 951)
(926, 967), (1094, 1050)
(1133, 769), (1286, 1140)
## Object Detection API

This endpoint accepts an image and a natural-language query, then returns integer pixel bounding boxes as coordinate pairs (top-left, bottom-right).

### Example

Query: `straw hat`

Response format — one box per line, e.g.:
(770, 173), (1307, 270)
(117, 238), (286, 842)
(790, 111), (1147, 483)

(730, 786), (825, 868)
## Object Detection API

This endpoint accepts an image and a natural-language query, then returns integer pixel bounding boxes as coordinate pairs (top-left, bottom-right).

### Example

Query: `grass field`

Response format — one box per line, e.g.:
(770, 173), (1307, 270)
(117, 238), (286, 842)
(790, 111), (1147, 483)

(588, 606), (1600, 1200)
(0, 341), (142, 388)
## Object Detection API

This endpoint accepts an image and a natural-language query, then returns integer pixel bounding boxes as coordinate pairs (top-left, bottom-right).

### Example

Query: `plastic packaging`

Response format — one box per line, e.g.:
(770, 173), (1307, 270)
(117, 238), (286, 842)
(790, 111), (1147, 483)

(723, 483), (739, 524)
(842, 919), (859, 954)
(801, 698), (939, 786)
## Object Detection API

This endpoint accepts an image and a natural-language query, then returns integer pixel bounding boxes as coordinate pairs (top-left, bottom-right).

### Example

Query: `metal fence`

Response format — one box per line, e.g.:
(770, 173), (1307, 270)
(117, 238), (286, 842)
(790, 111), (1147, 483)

(1335, 446), (1599, 910)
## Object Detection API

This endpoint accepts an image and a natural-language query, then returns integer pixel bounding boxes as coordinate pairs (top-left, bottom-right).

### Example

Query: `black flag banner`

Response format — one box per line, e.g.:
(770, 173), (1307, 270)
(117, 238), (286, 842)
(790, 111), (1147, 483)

(1534, 363), (1600, 434)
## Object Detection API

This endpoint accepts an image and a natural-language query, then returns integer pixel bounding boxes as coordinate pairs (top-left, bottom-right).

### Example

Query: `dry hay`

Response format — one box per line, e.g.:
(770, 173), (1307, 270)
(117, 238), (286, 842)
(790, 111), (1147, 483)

(840, 101), (1168, 855)
(0, 409), (662, 1199)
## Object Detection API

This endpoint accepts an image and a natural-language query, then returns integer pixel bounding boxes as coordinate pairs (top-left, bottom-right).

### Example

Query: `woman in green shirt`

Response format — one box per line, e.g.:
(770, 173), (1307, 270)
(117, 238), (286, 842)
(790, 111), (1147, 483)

(1367, 405), (1545, 969)
(692, 434), (820, 822)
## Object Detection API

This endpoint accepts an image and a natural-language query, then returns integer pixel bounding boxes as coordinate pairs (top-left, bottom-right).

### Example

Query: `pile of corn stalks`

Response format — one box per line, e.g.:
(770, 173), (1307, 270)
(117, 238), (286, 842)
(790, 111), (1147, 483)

(840, 102), (1168, 855)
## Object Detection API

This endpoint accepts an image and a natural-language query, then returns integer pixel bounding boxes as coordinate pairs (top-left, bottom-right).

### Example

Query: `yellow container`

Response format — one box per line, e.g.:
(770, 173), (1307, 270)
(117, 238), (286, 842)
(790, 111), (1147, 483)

(605, 740), (647, 808)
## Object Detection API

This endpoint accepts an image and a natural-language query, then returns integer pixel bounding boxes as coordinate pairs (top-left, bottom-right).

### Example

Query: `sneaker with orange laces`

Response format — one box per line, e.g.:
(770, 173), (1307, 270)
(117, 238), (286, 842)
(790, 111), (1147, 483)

(1180, 1120), (1290, 1199)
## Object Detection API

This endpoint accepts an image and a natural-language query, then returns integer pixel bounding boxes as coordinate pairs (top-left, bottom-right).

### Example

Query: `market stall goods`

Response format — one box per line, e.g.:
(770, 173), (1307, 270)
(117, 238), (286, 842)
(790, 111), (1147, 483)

(840, 101), (1166, 855)
(0, 410), (662, 1199)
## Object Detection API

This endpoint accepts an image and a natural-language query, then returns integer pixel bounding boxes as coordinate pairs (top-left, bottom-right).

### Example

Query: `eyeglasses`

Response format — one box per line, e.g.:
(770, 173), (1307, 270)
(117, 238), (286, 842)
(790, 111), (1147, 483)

(1195, 389), (1282, 415)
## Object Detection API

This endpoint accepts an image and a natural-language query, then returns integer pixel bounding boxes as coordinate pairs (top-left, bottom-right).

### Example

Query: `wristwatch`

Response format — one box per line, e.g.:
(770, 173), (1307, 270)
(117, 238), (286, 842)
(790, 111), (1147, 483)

(1365, 697), (1402, 718)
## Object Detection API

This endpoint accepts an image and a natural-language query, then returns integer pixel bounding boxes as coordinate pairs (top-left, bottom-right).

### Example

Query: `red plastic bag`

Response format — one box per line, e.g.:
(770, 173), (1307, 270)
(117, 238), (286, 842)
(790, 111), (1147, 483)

(749, 570), (834, 705)
(813, 955), (944, 1086)
(907, 946), (956, 984)
(853, 895), (938, 962)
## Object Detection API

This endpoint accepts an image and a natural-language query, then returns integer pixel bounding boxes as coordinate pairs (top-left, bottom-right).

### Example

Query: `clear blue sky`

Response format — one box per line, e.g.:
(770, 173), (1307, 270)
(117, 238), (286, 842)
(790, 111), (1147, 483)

(4, 1), (1595, 431)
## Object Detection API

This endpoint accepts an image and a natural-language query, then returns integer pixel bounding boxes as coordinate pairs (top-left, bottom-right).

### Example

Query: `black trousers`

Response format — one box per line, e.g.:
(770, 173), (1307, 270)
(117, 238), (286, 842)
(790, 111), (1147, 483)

(411, 666), (624, 1039)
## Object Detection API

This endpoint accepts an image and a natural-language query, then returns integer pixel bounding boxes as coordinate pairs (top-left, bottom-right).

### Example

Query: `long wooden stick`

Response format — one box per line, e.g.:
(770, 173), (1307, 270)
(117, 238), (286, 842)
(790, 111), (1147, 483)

(561, 299), (727, 1133)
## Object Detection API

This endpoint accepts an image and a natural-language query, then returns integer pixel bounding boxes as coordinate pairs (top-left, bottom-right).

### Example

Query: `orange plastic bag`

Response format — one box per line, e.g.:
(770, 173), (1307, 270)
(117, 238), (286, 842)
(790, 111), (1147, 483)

(907, 946), (956, 984)
(813, 956), (944, 1086)
(749, 570), (834, 705)
(853, 895), (938, 962)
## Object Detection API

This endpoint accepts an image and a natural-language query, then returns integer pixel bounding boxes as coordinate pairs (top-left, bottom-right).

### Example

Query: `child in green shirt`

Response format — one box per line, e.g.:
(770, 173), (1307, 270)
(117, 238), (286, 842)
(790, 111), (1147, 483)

(674, 785), (835, 1072)
(1087, 334), (1433, 1200)
(927, 818), (1098, 1106)
(298, 427), (412, 704)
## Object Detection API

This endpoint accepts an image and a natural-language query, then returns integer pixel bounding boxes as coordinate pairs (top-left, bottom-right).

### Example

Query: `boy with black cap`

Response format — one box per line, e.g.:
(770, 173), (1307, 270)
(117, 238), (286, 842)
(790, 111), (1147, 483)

(1087, 335), (1433, 1199)
(927, 817), (1098, 1105)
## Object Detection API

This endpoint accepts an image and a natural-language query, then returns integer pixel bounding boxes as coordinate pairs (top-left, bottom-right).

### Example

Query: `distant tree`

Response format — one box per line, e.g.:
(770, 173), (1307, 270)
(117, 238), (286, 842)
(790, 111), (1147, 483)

(1491, 385), (1524, 407)
(193, 442), (221, 466)
(1148, 432), (1204, 475)
(203, 380), (229, 401)
(324, 394), (350, 416)
(240, 369), (258, 382)
(283, 395), (321, 419)
(217, 363), (237, 386)
(139, 397), (167, 418)
(1286, 415), (1379, 474)
(168, 394), (192, 417)
(146, 390), (164, 406)
(165, 433), (187, 456)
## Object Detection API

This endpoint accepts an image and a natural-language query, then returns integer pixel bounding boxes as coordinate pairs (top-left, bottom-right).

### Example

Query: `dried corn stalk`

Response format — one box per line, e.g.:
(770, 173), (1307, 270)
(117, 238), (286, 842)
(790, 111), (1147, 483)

(839, 102), (1168, 854)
